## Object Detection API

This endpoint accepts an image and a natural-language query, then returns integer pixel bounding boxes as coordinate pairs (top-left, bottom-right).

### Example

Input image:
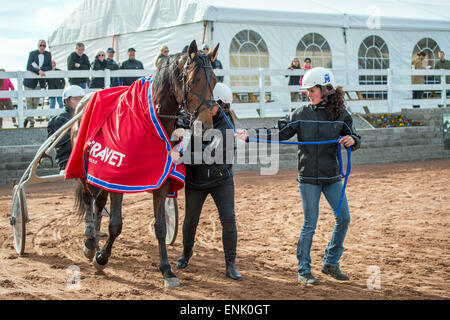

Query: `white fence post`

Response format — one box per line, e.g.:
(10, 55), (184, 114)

(105, 69), (111, 88)
(441, 69), (446, 107)
(387, 68), (393, 113)
(16, 71), (25, 128)
(259, 68), (266, 117)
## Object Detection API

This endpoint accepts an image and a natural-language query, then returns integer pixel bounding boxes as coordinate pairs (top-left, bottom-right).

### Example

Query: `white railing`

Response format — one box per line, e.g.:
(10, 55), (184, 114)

(1, 69), (449, 127)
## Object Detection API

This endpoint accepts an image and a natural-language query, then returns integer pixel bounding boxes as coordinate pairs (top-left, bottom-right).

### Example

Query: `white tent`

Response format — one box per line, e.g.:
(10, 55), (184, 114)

(48, 0), (450, 113)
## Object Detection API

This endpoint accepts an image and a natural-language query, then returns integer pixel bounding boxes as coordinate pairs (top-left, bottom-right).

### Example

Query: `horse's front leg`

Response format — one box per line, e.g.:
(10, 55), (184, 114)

(93, 191), (123, 271)
(153, 181), (179, 287)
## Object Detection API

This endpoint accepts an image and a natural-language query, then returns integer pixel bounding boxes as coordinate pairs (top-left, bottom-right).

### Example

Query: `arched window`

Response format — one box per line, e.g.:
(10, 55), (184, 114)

(296, 32), (332, 68)
(412, 38), (441, 87)
(413, 38), (440, 68)
(358, 35), (389, 99)
(229, 29), (270, 103)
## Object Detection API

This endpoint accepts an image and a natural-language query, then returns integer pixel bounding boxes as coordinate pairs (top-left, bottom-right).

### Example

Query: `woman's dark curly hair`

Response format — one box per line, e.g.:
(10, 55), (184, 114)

(323, 85), (346, 121)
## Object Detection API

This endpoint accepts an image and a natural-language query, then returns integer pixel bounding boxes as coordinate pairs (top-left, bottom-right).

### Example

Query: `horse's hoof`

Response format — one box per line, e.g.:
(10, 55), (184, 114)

(93, 254), (107, 271)
(164, 277), (180, 287)
(84, 245), (96, 260)
(176, 259), (188, 269)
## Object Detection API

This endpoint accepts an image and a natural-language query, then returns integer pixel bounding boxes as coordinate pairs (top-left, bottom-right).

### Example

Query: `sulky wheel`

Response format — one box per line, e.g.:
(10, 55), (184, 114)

(164, 198), (179, 245)
(10, 186), (28, 255)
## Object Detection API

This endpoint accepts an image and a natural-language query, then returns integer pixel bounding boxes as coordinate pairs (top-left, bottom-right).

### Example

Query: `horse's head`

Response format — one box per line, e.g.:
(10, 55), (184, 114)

(172, 40), (220, 129)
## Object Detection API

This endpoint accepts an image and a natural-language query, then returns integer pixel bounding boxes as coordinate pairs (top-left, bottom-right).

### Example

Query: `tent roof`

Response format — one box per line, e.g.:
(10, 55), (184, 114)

(49, 0), (450, 47)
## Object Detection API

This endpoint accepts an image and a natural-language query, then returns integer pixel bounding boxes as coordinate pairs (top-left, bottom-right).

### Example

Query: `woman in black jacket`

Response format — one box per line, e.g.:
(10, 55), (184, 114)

(237, 67), (361, 285)
(286, 57), (301, 102)
(90, 50), (107, 89)
(176, 83), (243, 281)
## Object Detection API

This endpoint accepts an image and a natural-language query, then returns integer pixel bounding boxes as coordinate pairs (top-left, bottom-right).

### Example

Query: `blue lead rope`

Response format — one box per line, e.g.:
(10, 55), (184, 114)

(219, 107), (351, 217)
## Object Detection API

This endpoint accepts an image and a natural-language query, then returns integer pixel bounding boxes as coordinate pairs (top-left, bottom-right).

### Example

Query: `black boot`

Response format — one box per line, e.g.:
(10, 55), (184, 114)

(176, 249), (193, 269)
(226, 262), (243, 280)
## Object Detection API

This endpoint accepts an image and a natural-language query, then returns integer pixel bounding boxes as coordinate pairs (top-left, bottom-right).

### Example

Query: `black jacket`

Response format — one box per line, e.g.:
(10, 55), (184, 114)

(182, 113), (235, 189)
(253, 103), (361, 185)
(23, 50), (52, 89)
(105, 58), (120, 87)
(286, 65), (301, 86)
(67, 52), (90, 85)
(90, 59), (107, 88)
(212, 59), (224, 82)
(120, 59), (144, 86)
(47, 106), (74, 170)
(46, 68), (65, 89)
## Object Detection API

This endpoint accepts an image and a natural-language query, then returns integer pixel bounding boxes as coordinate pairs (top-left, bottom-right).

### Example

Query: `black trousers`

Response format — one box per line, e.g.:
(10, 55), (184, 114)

(182, 178), (237, 263)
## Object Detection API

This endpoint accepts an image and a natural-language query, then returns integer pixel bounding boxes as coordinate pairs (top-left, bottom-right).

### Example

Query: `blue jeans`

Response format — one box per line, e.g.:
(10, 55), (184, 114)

(49, 97), (63, 109)
(297, 181), (351, 275)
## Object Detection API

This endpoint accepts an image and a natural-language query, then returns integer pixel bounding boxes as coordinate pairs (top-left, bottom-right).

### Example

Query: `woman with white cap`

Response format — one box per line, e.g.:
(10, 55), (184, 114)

(236, 67), (361, 285)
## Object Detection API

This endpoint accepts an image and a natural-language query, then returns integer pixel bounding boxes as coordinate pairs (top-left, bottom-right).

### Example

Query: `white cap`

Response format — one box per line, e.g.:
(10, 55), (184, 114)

(301, 67), (335, 89)
(213, 83), (232, 104)
(63, 85), (85, 100)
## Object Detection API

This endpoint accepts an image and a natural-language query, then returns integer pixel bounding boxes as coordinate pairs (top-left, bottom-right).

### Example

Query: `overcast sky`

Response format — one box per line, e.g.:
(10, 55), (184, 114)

(0, 0), (83, 71)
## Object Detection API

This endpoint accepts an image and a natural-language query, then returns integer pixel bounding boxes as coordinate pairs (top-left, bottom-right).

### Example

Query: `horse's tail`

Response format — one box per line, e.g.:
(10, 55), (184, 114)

(74, 178), (91, 219)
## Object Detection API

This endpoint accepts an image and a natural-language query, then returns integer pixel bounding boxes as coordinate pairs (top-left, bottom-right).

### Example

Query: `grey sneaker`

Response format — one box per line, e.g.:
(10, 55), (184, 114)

(298, 273), (318, 285)
(322, 264), (349, 281)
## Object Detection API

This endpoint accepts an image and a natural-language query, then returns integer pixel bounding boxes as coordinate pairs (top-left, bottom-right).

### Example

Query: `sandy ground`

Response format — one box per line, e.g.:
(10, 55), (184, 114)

(0, 159), (448, 300)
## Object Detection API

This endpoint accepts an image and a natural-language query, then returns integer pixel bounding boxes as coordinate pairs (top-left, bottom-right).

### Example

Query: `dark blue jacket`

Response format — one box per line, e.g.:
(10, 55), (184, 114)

(23, 50), (52, 89)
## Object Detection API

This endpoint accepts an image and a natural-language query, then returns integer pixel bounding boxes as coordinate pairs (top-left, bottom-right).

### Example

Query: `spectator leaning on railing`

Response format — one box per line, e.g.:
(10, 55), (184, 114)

(120, 48), (144, 86)
(154, 45), (169, 69)
(24, 39), (52, 128)
(411, 51), (426, 108)
(67, 42), (91, 89)
(46, 60), (65, 116)
(202, 44), (224, 82)
(90, 50), (107, 89)
(435, 50), (450, 96)
(0, 68), (16, 128)
(286, 57), (301, 102)
(105, 47), (120, 87)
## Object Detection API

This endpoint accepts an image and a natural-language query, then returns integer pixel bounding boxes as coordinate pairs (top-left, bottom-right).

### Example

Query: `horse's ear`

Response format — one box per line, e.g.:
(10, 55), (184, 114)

(188, 40), (198, 61)
(209, 43), (220, 62)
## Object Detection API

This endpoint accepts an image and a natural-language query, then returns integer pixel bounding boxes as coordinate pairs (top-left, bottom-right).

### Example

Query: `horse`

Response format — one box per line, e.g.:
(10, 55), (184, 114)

(72, 40), (220, 287)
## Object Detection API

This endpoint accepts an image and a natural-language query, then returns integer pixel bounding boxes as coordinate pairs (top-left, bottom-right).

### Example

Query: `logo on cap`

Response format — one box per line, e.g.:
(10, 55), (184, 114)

(324, 74), (330, 83)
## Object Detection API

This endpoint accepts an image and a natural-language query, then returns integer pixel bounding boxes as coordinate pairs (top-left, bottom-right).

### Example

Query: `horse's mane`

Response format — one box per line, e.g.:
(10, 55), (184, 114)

(152, 53), (184, 103)
(152, 52), (213, 104)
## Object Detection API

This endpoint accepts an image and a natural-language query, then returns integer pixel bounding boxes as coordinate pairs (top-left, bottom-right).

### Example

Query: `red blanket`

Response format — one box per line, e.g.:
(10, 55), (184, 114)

(65, 76), (184, 196)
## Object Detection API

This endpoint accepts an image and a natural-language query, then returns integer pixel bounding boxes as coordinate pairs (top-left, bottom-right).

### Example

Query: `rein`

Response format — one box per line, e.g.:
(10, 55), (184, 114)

(218, 106), (351, 218)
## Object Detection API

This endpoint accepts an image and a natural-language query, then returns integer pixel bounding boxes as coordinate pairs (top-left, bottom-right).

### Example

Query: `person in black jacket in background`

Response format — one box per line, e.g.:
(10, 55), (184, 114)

(120, 48), (144, 86)
(47, 60), (65, 116)
(105, 48), (120, 87)
(176, 83), (243, 281)
(23, 39), (52, 127)
(90, 50), (107, 89)
(67, 42), (90, 89)
(237, 68), (361, 285)
(47, 85), (85, 173)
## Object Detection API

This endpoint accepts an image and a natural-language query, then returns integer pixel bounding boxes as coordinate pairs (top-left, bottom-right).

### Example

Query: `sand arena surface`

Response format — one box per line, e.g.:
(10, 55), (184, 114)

(0, 159), (448, 300)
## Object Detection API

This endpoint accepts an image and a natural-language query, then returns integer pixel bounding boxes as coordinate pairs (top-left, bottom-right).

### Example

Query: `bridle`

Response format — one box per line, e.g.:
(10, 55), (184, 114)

(157, 53), (216, 125)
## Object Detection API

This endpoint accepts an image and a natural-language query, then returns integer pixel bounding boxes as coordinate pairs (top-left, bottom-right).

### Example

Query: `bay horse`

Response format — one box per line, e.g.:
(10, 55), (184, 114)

(73, 40), (219, 287)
